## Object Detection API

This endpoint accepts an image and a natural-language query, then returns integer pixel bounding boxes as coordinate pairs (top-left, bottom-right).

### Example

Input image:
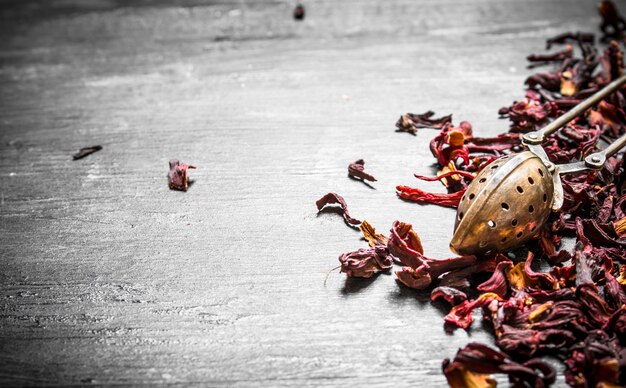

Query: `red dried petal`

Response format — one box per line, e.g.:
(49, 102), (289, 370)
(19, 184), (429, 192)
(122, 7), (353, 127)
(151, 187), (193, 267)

(396, 185), (465, 208)
(431, 286), (468, 306)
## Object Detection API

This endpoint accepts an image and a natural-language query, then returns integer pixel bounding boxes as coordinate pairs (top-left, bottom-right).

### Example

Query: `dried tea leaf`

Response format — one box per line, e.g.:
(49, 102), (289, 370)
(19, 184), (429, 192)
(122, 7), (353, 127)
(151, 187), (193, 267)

(316, 192), (361, 226)
(168, 159), (196, 191)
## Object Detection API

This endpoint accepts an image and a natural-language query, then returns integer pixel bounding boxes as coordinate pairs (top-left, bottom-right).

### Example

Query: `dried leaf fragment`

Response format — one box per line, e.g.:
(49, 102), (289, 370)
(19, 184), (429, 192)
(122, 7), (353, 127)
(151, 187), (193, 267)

(168, 159), (196, 191)
(348, 159), (377, 182)
(72, 145), (102, 160)
(316, 192), (361, 226)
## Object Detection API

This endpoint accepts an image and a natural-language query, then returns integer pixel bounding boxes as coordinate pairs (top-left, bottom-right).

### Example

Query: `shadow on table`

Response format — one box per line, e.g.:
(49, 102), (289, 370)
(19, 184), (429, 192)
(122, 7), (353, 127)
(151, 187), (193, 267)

(340, 272), (391, 295)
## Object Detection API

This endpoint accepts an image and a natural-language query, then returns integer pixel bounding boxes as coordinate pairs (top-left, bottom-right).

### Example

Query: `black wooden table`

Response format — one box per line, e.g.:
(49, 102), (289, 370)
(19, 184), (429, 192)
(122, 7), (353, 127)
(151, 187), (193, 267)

(0, 0), (604, 386)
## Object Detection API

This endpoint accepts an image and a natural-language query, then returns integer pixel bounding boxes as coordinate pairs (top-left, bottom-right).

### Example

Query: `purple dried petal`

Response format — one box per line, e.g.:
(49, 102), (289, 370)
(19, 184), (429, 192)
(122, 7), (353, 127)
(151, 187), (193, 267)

(348, 159), (377, 182)
(316, 192), (361, 226)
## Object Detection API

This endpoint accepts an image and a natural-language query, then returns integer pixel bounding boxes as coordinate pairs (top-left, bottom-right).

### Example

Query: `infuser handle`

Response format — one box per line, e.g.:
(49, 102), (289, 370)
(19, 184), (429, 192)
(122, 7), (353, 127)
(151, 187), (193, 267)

(523, 73), (626, 145)
(584, 131), (626, 168)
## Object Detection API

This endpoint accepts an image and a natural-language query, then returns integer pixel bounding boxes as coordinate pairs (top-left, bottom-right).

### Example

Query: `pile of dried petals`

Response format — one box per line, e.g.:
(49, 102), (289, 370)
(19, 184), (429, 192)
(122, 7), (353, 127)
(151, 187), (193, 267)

(318, 2), (626, 386)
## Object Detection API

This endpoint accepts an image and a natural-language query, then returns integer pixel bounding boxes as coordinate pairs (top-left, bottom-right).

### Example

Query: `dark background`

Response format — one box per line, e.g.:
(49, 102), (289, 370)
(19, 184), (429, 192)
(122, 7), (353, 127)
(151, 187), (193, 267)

(0, 0), (609, 386)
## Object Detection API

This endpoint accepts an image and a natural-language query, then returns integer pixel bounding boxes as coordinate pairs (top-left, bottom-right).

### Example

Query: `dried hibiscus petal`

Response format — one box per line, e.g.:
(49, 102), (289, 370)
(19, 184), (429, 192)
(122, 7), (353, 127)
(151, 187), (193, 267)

(72, 145), (102, 160)
(395, 265), (432, 290)
(443, 342), (556, 387)
(477, 261), (513, 298)
(598, 0), (626, 42)
(387, 220), (424, 267)
(431, 286), (468, 306)
(444, 293), (503, 329)
(396, 186), (465, 208)
(316, 192), (361, 226)
(395, 110), (452, 135)
(360, 220), (388, 247)
(338, 246), (392, 279)
(527, 44), (573, 65)
(168, 159), (196, 191)
(348, 159), (377, 182)
(545, 32), (594, 49)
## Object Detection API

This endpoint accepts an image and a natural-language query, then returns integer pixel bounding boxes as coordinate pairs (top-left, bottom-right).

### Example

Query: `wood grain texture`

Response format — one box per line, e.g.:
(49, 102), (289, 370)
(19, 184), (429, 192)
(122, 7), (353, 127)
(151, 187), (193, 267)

(0, 0), (606, 386)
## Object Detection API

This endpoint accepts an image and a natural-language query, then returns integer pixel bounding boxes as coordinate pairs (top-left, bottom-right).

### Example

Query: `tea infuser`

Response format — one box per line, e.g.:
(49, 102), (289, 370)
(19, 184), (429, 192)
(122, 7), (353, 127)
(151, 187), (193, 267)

(450, 74), (626, 255)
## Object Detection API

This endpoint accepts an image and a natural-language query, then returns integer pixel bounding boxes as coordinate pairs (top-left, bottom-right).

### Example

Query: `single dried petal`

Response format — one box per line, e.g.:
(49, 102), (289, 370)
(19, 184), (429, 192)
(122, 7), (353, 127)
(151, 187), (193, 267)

(338, 246), (392, 279)
(507, 262), (538, 291)
(348, 159), (377, 182)
(316, 192), (361, 226)
(545, 32), (594, 49)
(431, 286), (468, 306)
(395, 110), (452, 135)
(444, 293), (503, 329)
(360, 220), (388, 247)
(442, 360), (497, 388)
(477, 261), (512, 298)
(598, 0), (626, 42)
(396, 185), (465, 208)
(167, 159), (196, 191)
(395, 265), (432, 290)
(527, 45), (573, 64)
(445, 343), (556, 387)
(72, 145), (102, 160)
(387, 221), (424, 266)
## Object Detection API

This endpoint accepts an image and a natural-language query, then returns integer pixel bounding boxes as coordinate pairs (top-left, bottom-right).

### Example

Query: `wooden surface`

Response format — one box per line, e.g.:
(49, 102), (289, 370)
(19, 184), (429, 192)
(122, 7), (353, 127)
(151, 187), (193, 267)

(0, 0), (606, 386)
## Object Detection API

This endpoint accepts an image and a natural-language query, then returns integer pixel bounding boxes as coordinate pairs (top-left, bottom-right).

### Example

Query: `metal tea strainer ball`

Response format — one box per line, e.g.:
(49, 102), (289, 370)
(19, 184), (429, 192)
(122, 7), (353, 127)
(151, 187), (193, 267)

(450, 74), (626, 256)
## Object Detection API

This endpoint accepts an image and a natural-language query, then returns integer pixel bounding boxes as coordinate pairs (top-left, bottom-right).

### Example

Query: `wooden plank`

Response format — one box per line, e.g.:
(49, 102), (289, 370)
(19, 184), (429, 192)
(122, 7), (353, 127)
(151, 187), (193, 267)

(0, 0), (603, 385)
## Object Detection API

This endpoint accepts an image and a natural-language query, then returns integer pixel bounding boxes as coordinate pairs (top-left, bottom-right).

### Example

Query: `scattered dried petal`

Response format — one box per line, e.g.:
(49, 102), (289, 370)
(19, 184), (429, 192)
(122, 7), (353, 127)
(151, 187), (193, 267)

(168, 159), (196, 191)
(316, 192), (361, 226)
(72, 145), (102, 160)
(395, 110), (452, 135)
(348, 159), (377, 182)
